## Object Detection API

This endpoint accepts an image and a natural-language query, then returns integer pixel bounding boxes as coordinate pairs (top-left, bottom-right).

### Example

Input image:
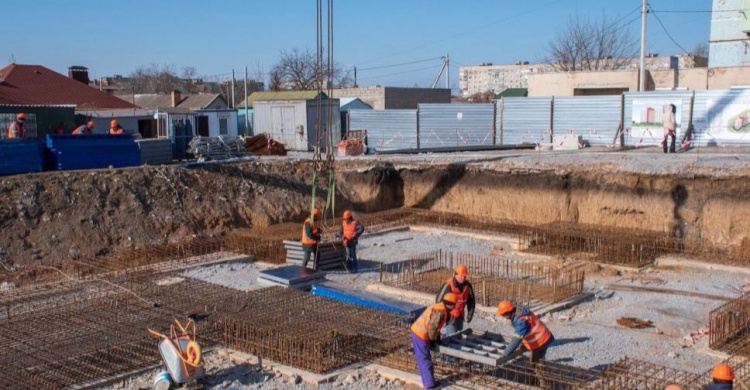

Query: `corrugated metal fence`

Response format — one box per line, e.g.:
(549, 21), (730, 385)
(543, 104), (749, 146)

(348, 89), (750, 151)
(349, 109), (417, 151)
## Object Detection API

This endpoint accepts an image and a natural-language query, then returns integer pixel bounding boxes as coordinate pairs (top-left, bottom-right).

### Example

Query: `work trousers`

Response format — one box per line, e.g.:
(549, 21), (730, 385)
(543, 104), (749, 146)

(411, 332), (436, 389)
(346, 244), (358, 272)
(302, 245), (317, 270)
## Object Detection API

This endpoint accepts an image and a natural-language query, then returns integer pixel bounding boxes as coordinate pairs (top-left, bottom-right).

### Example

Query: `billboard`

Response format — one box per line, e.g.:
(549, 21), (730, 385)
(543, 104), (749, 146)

(630, 99), (682, 145)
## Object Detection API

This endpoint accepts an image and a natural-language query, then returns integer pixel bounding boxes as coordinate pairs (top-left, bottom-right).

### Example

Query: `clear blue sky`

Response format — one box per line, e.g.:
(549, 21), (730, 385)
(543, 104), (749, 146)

(1, 0), (712, 92)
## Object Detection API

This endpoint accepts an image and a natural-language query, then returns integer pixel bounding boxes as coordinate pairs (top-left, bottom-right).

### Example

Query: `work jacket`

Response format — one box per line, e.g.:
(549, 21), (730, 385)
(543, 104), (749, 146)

(7, 120), (25, 139)
(72, 125), (92, 135)
(109, 126), (124, 135)
(301, 218), (321, 248)
(436, 277), (475, 320)
(706, 383), (733, 390)
(512, 307), (553, 351)
(411, 303), (448, 342)
(341, 219), (364, 246)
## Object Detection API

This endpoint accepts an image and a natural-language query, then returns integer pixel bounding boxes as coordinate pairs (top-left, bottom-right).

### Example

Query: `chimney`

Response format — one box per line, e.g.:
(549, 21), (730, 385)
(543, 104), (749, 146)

(68, 66), (90, 84)
(171, 90), (182, 107)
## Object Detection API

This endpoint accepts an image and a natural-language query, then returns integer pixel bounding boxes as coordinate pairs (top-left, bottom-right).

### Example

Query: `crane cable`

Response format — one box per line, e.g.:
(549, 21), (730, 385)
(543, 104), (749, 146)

(311, 0), (337, 229)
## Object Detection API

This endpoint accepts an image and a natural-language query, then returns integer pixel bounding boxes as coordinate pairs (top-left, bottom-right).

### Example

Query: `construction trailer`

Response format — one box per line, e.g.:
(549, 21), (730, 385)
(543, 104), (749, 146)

(253, 97), (341, 152)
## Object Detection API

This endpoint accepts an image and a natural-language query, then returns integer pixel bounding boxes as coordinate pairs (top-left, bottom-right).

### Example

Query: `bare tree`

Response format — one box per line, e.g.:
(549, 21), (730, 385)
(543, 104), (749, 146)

(546, 15), (638, 71)
(468, 90), (495, 103)
(271, 48), (352, 90)
(692, 43), (709, 58)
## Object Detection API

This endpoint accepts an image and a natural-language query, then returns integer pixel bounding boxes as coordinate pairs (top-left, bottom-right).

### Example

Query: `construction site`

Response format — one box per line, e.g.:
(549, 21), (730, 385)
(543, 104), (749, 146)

(0, 145), (748, 390)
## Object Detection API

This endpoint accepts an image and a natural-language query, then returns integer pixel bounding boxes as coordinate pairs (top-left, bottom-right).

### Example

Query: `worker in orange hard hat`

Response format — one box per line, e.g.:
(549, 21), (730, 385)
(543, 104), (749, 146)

(411, 292), (458, 389)
(435, 264), (475, 336)
(72, 120), (95, 135)
(108, 119), (124, 135)
(497, 300), (555, 363)
(664, 385), (684, 390)
(301, 208), (323, 270)
(7, 113), (26, 139)
(707, 363), (734, 390)
(337, 210), (364, 273)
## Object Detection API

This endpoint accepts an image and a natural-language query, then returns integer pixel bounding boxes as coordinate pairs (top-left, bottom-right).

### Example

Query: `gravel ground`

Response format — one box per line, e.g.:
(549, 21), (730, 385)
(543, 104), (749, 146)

(282, 146), (750, 176)
(113, 230), (748, 388)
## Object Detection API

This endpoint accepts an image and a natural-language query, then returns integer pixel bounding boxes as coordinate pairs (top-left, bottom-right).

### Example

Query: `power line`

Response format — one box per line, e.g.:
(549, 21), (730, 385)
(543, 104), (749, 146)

(358, 57), (443, 72)
(613, 4), (645, 29)
(649, 6), (690, 54)
(358, 64), (438, 81)
(356, 0), (569, 66)
(648, 9), (745, 13)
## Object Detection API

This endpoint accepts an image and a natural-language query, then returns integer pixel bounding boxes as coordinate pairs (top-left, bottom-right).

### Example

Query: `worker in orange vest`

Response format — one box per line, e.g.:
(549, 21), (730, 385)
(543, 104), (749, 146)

(7, 113), (26, 139)
(337, 210), (364, 273)
(72, 120), (96, 135)
(497, 300), (555, 363)
(301, 208), (322, 270)
(707, 363), (734, 390)
(109, 119), (124, 135)
(435, 264), (475, 336)
(411, 292), (458, 389)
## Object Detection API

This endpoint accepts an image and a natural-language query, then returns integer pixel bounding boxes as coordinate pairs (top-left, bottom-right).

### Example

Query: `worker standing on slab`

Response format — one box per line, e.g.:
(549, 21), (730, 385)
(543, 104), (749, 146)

(338, 210), (364, 273)
(706, 363), (734, 389)
(497, 300), (555, 362)
(301, 208), (322, 270)
(109, 119), (124, 135)
(411, 293), (458, 390)
(435, 264), (475, 336)
(72, 120), (95, 135)
(7, 113), (26, 139)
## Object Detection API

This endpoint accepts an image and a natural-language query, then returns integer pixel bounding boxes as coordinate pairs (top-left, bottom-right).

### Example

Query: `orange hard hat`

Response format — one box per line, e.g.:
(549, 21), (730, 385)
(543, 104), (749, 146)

(17, 113), (26, 120)
(497, 300), (516, 316)
(110, 119), (119, 127)
(664, 385), (684, 390)
(343, 210), (352, 220)
(455, 264), (468, 277)
(442, 292), (458, 305)
(313, 208), (322, 219)
(712, 363), (734, 381)
(87, 120), (96, 128)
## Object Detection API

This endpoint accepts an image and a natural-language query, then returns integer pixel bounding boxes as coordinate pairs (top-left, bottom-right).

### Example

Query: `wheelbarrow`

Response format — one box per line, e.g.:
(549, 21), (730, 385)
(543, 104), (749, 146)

(148, 319), (205, 390)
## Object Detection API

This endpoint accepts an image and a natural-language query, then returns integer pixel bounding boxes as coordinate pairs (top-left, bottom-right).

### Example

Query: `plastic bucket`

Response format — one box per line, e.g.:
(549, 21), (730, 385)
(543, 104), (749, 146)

(153, 370), (171, 390)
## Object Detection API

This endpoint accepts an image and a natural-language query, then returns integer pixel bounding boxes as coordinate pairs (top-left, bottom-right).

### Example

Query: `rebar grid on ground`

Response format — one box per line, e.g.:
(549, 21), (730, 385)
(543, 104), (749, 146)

(381, 250), (585, 307)
(590, 357), (703, 390)
(221, 287), (411, 374)
(710, 291), (750, 354)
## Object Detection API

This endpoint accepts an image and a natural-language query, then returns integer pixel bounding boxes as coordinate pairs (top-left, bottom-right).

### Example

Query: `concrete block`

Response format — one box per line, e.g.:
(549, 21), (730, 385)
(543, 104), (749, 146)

(553, 134), (583, 150)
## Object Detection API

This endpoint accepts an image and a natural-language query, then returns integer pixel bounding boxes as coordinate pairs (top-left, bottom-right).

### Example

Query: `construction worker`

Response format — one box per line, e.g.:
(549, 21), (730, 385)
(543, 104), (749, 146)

(7, 113), (26, 139)
(72, 120), (95, 135)
(109, 119), (124, 135)
(497, 300), (555, 363)
(707, 363), (734, 390)
(338, 210), (364, 273)
(435, 264), (475, 336)
(301, 208), (322, 270)
(411, 292), (458, 390)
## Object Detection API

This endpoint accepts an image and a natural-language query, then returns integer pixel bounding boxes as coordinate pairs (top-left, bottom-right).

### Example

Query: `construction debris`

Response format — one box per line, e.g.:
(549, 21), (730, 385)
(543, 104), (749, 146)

(243, 133), (288, 156)
(616, 317), (654, 329)
(188, 136), (246, 161)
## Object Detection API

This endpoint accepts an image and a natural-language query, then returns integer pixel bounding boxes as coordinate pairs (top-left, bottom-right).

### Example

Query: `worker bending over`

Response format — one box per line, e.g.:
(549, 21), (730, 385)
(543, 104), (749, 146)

(338, 210), (364, 272)
(109, 119), (124, 135)
(411, 293), (458, 389)
(301, 208), (322, 270)
(497, 300), (555, 362)
(435, 264), (475, 336)
(72, 120), (95, 135)
(707, 363), (734, 390)
(7, 113), (26, 139)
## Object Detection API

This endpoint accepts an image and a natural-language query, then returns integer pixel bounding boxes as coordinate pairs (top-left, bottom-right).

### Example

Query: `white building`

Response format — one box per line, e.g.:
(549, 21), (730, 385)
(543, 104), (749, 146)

(709, 0), (750, 67)
(459, 62), (554, 97)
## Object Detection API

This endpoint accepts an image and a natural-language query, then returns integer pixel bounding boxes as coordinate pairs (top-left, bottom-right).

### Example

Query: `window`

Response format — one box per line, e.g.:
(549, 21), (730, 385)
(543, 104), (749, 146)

(219, 117), (228, 135)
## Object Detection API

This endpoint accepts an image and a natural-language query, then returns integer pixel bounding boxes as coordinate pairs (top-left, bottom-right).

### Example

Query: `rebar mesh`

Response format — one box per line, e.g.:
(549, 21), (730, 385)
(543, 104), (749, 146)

(710, 291), (750, 355)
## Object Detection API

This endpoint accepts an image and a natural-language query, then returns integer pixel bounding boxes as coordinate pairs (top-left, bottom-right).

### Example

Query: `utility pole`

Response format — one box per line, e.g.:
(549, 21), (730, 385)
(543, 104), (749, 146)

(231, 69), (236, 108)
(353, 66), (358, 88)
(639, 0), (648, 92)
(446, 53), (450, 90)
(244, 66), (249, 135)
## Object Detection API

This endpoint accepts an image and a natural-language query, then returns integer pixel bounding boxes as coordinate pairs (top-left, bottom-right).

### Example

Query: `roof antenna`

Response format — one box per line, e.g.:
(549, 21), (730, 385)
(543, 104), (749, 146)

(9, 53), (16, 64)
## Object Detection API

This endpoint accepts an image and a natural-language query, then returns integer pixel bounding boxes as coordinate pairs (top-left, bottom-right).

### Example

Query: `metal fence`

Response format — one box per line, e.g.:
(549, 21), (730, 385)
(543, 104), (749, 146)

(0, 113), (37, 139)
(345, 89), (750, 152)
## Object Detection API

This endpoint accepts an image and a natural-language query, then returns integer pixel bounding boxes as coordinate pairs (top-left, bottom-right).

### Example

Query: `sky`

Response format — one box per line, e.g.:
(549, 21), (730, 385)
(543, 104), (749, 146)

(1, 0), (714, 93)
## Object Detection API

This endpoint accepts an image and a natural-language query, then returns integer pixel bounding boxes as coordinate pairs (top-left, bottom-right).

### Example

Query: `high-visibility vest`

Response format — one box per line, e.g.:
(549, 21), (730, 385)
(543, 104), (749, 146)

(109, 126), (123, 135)
(446, 278), (470, 318)
(518, 311), (552, 351)
(342, 219), (358, 244)
(72, 125), (91, 135)
(410, 303), (448, 342)
(301, 218), (320, 246)
(7, 121), (25, 139)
